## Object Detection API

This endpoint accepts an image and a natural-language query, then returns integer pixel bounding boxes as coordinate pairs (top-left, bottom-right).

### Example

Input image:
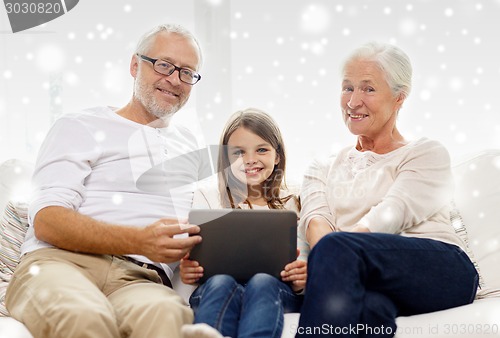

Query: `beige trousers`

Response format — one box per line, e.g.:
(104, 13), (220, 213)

(6, 248), (193, 338)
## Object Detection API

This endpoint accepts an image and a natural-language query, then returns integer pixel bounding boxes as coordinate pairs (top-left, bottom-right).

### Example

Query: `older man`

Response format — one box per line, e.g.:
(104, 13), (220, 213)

(6, 24), (206, 338)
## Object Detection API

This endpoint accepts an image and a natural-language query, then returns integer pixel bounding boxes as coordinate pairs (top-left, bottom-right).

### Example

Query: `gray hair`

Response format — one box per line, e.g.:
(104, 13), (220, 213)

(341, 42), (412, 99)
(134, 24), (203, 69)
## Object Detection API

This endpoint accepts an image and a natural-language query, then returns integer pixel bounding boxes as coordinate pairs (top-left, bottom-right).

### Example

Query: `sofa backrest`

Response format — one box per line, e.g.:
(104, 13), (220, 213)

(0, 159), (34, 217)
(452, 150), (500, 289)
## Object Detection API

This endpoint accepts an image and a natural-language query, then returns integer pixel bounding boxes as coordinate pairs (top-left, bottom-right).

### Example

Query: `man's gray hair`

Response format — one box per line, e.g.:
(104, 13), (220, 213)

(135, 24), (203, 68)
(341, 42), (412, 100)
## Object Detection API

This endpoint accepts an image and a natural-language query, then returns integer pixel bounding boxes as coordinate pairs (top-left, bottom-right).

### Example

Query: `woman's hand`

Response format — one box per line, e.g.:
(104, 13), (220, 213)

(281, 259), (307, 293)
(179, 253), (204, 284)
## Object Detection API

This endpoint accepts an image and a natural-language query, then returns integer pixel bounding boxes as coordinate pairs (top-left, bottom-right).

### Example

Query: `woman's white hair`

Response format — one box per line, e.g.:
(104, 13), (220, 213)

(341, 42), (412, 99)
(134, 24), (203, 68)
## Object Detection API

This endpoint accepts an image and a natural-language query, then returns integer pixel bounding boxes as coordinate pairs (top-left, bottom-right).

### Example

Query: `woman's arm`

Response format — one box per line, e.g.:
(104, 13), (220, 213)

(306, 216), (334, 248)
(298, 156), (337, 248)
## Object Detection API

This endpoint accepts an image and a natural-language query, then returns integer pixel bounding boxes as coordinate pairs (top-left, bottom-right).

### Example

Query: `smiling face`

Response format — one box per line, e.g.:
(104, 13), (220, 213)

(340, 59), (404, 141)
(227, 127), (280, 189)
(131, 31), (200, 121)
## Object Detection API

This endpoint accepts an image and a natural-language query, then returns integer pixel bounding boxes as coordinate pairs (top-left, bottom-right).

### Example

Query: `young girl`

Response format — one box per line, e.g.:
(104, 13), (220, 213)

(181, 108), (308, 338)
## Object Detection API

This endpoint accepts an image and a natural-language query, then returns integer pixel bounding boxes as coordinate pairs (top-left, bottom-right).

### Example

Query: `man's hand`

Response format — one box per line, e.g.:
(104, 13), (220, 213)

(180, 253), (204, 284)
(139, 218), (201, 263)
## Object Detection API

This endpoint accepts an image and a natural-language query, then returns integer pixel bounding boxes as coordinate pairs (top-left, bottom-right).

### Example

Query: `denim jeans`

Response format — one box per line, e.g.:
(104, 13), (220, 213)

(190, 273), (303, 338)
(297, 232), (479, 338)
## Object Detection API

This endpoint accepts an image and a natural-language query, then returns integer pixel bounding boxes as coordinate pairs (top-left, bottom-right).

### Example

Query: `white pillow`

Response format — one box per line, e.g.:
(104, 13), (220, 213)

(450, 202), (486, 290)
(452, 150), (500, 289)
(0, 159), (33, 217)
(0, 201), (29, 316)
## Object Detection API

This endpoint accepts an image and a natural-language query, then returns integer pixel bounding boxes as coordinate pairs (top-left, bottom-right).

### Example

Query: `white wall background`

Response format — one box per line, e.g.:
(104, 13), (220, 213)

(1, 0), (500, 182)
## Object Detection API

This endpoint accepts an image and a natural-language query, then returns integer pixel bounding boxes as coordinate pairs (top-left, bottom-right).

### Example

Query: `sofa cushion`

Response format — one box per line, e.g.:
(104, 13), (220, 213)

(450, 202), (486, 289)
(0, 201), (29, 316)
(452, 150), (500, 289)
(0, 316), (33, 337)
(395, 298), (500, 337)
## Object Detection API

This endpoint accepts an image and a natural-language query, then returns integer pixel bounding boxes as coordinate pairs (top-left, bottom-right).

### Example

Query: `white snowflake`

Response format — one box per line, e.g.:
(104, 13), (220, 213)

(94, 131), (106, 142)
(400, 19), (417, 36)
(64, 72), (79, 86)
(493, 156), (500, 169)
(36, 44), (66, 73)
(419, 90), (431, 101)
(112, 194), (123, 205)
(3, 70), (12, 79)
(103, 66), (126, 93)
(455, 132), (467, 144)
(29, 265), (40, 276)
(444, 8), (454, 17)
(205, 0), (223, 6)
(449, 77), (463, 91)
(300, 4), (330, 34)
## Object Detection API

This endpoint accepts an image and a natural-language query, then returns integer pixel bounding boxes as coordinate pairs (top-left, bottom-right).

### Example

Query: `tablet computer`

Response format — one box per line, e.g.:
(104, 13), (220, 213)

(188, 209), (297, 283)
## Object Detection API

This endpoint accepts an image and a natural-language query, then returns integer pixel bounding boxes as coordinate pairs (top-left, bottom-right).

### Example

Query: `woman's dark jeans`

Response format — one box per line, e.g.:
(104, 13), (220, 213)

(297, 232), (479, 337)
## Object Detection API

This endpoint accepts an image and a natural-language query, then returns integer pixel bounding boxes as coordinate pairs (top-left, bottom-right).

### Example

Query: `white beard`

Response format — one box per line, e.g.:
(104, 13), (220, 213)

(133, 70), (185, 120)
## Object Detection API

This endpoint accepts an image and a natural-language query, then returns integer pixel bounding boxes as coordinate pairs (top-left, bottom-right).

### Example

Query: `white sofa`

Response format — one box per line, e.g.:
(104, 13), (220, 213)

(1, 150), (500, 338)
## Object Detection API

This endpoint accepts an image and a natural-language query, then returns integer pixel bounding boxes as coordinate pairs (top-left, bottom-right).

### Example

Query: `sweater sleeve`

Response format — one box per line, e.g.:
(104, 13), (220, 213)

(298, 156), (337, 244)
(358, 140), (454, 234)
(191, 178), (221, 209)
(283, 195), (310, 262)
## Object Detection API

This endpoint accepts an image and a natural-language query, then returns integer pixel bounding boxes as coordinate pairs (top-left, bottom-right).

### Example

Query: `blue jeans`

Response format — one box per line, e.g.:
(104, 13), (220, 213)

(297, 232), (479, 338)
(190, 273), (303, 338)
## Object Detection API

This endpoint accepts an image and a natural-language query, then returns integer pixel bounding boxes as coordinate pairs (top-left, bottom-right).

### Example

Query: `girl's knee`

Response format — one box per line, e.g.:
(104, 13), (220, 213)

(204, 274), (238, 291)
(245, 273), (286, 298)
(247, 273), (278, 288)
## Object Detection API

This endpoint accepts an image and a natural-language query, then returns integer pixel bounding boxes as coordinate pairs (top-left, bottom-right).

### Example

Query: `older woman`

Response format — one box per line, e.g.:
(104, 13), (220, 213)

(297, 42), (478, 337)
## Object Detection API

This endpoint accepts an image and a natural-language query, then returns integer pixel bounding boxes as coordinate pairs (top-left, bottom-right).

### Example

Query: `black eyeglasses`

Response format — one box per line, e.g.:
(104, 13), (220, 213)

(136, 54), (201, 85)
